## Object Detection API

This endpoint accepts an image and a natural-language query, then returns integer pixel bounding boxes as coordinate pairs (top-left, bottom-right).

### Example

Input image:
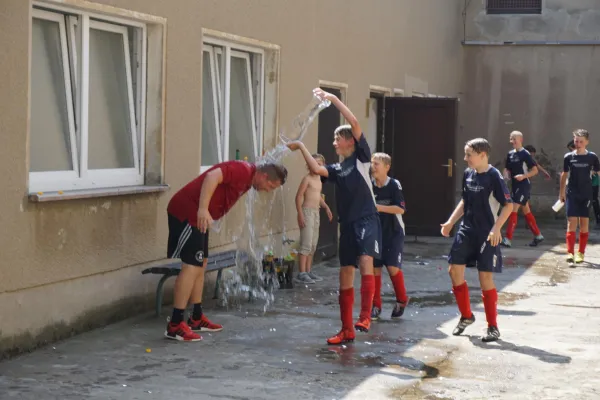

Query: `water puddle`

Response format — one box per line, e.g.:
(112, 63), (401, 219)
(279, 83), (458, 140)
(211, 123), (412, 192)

(497, 292), (530, 305)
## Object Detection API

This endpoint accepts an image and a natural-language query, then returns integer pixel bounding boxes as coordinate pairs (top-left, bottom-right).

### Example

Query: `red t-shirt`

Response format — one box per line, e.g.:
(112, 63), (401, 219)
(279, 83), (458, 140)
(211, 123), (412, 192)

(167, 161), (256, 227)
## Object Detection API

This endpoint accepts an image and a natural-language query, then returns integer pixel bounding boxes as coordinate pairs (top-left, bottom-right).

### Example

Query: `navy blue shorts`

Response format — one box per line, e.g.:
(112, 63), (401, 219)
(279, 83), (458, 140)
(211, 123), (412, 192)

(566, 194), (591, 218)
(375, 229), (404, 268)
(511, 183), (531, 206)
(448, 227), (502, 273)
(339, 214), (382, 267)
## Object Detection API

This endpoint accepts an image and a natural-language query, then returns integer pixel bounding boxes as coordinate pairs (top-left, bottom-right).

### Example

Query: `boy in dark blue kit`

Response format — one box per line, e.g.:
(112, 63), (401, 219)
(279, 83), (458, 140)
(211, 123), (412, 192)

(441, 138), (513, 342)
(370, 152), (409, 320)
(287, 88), (381, 345)
(502, 131), (544, 247)
(560, 129), (600, 264)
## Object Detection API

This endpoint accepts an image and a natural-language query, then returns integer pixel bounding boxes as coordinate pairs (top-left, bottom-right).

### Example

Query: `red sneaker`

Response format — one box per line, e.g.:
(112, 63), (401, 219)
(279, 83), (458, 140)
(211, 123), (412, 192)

(164, 321), (202, 341)
(187, 315), (223, 332)
(326, 329), (355, 345)
(355, 318), (371, 333)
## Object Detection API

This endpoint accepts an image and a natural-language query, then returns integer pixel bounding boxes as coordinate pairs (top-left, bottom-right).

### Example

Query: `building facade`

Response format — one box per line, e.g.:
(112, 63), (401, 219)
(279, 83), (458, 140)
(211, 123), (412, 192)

(0, 0), (464, 356)
(460, 0), (600, 211)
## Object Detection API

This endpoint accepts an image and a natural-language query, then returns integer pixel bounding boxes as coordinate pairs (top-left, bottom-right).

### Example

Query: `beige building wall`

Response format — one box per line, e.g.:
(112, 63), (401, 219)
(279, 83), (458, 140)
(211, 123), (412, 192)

(459, 0), (600, 212)
(0, 0), (464, 356)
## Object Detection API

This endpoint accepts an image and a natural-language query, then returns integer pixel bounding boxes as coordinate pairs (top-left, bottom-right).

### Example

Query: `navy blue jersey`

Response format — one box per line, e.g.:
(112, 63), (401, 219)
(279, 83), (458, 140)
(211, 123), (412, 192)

(563, 151), (600, 200)
(373, 176), (406, 235)
(461, 166), (512, 234)
(324, 133), (377, 225)
(505, 148), (536, 185)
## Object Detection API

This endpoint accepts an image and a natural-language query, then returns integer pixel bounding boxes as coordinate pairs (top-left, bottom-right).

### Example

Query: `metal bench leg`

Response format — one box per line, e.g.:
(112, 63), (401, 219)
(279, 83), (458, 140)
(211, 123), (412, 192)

(213, 269), (223, 299)
(156, 274), (173, 317)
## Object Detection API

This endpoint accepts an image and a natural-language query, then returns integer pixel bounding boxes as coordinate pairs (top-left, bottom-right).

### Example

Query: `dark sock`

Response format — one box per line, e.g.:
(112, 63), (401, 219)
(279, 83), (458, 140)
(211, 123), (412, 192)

(192, 303), (203, 320)
(171, 308), (185, 325)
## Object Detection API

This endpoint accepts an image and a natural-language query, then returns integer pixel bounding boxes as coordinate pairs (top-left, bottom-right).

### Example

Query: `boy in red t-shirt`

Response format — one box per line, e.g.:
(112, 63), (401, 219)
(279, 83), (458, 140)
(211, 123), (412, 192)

(165, 161), (288, 341)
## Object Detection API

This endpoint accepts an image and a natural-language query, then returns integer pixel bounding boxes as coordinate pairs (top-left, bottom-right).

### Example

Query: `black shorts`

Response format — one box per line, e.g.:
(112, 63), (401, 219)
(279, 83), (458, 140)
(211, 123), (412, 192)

(339, 214), (382, 267)
(511, 183), (531, 206)
(167, 213), (208, 267)
(566, 194), (591, 218)
(375, 229), (404, 268)
(448, 227), (502, 273)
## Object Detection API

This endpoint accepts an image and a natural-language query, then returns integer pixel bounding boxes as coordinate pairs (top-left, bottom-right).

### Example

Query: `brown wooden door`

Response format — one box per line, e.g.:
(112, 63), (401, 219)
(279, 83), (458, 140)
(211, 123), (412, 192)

(314, 86), (341, 262)
(383, 97), (458, 236)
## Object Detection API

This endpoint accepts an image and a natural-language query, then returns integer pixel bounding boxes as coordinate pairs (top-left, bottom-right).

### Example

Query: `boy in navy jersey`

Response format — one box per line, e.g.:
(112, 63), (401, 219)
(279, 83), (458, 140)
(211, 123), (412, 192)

(441, 138), (513, 342)
(369, 153), (409, 320)
(501, 131), (544, 247)
(560, 129), (600, 264)
(523, 145), (552, 180)
(287, 88), (381, 345)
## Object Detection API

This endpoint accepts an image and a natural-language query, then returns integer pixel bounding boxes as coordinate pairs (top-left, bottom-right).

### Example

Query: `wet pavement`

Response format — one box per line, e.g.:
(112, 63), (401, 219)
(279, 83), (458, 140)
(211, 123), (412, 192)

(2, 226), (600, 399)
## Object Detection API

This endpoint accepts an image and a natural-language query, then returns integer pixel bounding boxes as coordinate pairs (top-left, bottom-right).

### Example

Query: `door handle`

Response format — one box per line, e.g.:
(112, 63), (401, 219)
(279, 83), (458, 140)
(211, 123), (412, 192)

(441, 158), (453, 177)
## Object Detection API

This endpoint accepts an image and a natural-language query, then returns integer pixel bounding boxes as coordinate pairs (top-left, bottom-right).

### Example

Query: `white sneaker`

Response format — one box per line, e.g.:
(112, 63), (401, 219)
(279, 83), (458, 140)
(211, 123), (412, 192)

(294, 272), (315, 284)
(307, 271), (323, 282)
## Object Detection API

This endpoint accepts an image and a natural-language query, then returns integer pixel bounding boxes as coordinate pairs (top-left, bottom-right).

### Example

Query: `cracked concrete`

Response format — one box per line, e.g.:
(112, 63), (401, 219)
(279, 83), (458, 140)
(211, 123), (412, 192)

(1, 225), (600, 399)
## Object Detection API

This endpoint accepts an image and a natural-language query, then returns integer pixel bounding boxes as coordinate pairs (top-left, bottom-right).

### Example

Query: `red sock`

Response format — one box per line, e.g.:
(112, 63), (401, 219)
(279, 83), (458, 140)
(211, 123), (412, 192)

(359, 275), (375, 321)
(506, 212), (518, 240)
(579, 232), (589, 254)
(452, 281), (472, 319)
(390, 271), (408, 303)
(482, 288), (498, 328)
(339, 288), (354, 330)
(566, 231), (576, 254)
(373, 274), (382, 308)
(524, 212), (541, 236)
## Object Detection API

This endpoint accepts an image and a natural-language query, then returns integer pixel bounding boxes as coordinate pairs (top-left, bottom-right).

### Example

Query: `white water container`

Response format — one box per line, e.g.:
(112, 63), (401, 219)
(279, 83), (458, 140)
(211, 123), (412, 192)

(552, 199), (565, 212)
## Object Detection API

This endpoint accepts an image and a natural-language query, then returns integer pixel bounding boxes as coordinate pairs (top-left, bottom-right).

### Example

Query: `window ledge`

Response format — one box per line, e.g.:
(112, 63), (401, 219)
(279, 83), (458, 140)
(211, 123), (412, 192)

(28, 184), (170, 203)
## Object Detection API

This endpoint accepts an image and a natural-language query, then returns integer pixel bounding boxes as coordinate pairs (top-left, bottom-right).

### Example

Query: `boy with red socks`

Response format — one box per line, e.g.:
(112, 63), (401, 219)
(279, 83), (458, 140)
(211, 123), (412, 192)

(370, 152), (409, 320)
(559, 129), (600, 264)
(287, 88), (381, 345)
(441, 138), (513, 342)
(501, 131), (544, 248)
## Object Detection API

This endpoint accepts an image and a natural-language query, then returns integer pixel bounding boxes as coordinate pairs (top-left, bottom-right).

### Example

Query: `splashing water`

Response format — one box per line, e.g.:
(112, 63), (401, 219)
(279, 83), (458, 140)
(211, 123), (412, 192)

(220, 92), (331, 310)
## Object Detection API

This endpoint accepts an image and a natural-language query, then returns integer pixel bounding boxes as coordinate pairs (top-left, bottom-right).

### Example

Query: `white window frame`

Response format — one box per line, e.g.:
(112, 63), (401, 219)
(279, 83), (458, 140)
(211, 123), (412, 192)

(30, 9), (80, 189)
(201, 38), (264, 172)
(202, 47), (224, 167)
(29, 3), (147, 193)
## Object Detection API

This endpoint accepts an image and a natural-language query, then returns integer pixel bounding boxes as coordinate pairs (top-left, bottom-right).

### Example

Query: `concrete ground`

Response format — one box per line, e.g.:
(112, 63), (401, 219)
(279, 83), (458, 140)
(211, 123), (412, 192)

(1, 223), (600, 400)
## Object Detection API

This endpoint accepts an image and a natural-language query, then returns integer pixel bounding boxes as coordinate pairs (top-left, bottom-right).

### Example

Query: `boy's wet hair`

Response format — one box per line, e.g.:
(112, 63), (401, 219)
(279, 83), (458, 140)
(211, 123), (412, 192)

(573, 129), (589, 140)
(257, 163), (288, 185)
(334, 124), (354, 141)
(524, 145), (536, 154)
(372, 152), (392, 167)
(465, 138), (491, 155)
(311, 153), (325, 164)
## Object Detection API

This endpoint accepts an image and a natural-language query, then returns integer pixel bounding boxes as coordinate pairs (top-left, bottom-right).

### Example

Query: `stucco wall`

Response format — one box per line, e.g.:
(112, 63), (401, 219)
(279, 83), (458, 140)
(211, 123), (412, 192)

(0, 0), (464, 356)
(459, 0), (600, 213)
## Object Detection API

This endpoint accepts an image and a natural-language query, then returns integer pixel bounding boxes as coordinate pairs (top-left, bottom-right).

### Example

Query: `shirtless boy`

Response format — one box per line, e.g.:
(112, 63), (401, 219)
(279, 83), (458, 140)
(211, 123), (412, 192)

(295, 153), (333, 284)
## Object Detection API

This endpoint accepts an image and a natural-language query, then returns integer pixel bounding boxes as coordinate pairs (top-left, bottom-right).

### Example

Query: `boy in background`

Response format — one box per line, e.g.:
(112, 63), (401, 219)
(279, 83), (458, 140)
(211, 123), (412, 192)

(501, 131), (543, 248)
(370, 152), (410, 320)
(560, 129), (600, 264)
(295, 153), (333, 284)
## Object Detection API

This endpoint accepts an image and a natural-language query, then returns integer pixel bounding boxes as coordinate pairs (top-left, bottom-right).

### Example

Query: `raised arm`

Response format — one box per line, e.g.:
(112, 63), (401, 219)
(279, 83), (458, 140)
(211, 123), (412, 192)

(286, 141), (328, 177)
(314, 88), (361, 141)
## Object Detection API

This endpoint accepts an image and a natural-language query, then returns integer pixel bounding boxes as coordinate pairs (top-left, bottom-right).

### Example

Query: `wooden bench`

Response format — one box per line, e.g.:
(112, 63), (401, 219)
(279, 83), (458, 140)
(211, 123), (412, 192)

(141, 250), (244, 317)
